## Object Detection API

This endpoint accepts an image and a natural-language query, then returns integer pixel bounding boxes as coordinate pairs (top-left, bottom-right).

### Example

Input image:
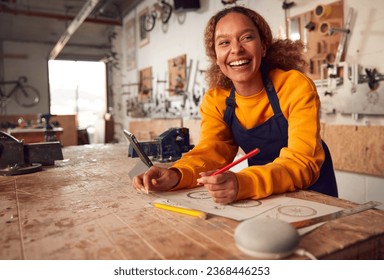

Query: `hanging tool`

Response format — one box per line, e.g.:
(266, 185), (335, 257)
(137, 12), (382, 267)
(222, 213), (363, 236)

(361, 68), (384, 91)
(334, 7), (353, 66)
(322, 7), (353, 96)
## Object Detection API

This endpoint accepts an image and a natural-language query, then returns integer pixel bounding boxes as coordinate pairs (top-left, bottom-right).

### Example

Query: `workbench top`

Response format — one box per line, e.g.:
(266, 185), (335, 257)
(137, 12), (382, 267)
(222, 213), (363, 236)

(1, 144), (383, 260)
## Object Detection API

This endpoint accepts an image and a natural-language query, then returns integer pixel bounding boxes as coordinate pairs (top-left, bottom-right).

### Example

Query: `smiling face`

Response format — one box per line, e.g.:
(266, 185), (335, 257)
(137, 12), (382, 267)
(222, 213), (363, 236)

(214, 12), (265, 94)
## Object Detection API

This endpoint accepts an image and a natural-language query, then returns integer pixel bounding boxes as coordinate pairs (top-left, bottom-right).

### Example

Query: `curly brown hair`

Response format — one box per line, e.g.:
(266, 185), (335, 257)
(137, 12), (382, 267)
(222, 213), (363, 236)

(204, 6), (308, 89)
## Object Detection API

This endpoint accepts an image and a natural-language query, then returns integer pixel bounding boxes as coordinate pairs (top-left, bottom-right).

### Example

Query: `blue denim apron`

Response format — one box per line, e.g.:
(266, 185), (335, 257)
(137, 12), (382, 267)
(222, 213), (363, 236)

(223, 67), (338, 197)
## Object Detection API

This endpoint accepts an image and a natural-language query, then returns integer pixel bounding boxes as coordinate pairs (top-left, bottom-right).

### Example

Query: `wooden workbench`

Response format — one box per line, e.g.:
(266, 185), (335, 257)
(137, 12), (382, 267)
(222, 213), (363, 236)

(1, 144), (383, 260)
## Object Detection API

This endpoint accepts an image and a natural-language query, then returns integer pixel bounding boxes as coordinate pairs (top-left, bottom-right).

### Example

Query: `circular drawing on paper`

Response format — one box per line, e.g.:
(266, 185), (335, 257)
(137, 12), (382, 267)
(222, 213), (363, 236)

(277, 205), (317, 217)
(231, 200), (261, 208)
(187, 190), (211, 199)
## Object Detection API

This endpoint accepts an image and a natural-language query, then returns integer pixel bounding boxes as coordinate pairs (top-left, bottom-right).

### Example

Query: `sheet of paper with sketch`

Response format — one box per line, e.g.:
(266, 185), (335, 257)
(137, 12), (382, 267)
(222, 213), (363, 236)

(152, 186), (342, 235)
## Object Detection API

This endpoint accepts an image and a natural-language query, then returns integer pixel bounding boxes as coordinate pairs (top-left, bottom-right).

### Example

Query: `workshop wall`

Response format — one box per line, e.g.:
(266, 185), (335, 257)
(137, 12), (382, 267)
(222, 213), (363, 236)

(115, 0), (384, 126)
(2, 41), (51, 115)
(115, 0), (384, 208)
(113, 0), (287, 123)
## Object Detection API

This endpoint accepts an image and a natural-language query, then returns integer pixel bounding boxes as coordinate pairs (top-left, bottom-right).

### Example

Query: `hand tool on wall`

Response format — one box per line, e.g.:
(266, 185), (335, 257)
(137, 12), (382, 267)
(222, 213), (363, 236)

(333, 7), (353, 67)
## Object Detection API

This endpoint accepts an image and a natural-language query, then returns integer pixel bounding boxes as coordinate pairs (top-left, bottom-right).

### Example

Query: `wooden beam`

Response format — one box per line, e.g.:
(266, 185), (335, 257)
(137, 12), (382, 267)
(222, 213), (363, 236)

(49, 0), (101, 60)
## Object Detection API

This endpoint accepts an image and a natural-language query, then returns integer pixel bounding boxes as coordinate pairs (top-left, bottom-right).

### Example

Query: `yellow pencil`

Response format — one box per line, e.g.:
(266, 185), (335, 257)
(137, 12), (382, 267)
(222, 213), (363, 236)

(152, 202), (207, 219)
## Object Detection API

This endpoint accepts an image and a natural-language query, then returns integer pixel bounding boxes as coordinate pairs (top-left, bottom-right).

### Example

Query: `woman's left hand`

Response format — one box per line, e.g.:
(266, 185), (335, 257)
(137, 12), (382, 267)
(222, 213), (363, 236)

(197, 171), (238, 204)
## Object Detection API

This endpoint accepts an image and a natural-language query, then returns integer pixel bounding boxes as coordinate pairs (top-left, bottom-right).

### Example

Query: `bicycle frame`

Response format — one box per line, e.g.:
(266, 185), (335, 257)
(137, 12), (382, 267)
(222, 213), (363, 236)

(0, 76), (27, 98)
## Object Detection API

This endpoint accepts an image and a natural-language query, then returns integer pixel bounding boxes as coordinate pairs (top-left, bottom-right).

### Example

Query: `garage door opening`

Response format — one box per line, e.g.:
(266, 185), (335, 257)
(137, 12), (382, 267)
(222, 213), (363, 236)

(48, 60), (107, 144)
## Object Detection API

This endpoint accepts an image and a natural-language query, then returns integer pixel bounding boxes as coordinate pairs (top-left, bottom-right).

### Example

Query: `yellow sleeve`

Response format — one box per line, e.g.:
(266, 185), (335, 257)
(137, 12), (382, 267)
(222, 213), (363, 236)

(235, 70), (325, 200)
(170, 88), (239, 189)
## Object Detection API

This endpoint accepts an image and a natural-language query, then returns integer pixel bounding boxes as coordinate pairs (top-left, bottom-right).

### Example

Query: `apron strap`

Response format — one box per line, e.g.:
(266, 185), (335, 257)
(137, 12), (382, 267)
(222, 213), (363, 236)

(223, 87), (236, 126)
(260, 63), (282, 115)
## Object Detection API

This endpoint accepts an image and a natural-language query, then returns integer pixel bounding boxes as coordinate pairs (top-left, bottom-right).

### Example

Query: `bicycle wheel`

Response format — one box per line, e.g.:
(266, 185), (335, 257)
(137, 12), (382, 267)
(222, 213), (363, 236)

(161, 1), (172, 24)
(14, 85), (40, 107)
(143, 12), (156, 32)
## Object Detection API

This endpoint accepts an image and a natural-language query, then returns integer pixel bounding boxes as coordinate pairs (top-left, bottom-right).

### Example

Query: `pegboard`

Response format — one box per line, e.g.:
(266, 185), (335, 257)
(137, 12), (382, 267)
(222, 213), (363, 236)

(290, 1), (384, 116)
(289, 0), (344, 80)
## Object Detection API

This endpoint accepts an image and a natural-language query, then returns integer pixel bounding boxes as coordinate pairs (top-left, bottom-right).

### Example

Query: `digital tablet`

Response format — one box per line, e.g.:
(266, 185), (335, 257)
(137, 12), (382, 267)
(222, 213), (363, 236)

(123, 129), (153, 168)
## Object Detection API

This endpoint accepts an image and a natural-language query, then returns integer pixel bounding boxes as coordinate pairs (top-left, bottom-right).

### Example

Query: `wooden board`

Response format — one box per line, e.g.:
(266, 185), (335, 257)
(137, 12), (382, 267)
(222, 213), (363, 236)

(128, 118), (182, 140)
(323, 124), (384, 177)
(168, 54), (187, 96)
(138, 67), (152, 102)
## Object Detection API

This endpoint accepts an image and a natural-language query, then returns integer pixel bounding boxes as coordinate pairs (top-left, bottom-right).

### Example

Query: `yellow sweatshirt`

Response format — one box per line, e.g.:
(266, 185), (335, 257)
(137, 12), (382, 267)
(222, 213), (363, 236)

(171, 68), (324, 200)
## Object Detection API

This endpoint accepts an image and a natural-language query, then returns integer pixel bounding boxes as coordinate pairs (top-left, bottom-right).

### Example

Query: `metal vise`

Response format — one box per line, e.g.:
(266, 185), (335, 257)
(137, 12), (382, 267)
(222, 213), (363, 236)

(0, 130), (63, 175)
(128, 127), (194, 162)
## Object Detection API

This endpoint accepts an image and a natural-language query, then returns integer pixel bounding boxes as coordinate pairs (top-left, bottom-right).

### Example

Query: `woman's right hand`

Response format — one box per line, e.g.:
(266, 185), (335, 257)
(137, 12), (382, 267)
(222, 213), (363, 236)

(132, 166), (181, 194)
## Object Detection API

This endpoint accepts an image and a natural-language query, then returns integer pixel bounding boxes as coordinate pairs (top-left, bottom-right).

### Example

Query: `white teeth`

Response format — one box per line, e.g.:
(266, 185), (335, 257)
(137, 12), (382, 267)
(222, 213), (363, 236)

(229, 60), (249, 66)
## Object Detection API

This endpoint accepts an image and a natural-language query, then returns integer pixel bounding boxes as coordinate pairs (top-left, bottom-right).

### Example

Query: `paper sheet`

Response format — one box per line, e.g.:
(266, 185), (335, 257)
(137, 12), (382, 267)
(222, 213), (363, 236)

(128, 160), (149, 180)
(152, 186), (342, 234)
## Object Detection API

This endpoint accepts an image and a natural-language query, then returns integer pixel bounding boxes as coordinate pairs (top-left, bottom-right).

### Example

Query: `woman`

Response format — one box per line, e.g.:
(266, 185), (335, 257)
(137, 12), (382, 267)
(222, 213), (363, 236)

(132, 6), (338, 203)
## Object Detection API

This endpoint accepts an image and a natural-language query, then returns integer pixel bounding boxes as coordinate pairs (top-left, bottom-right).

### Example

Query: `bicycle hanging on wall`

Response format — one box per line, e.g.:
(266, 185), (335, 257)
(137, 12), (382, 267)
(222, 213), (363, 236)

(0, 76), (40, 114)
(143, 0), (173, 32)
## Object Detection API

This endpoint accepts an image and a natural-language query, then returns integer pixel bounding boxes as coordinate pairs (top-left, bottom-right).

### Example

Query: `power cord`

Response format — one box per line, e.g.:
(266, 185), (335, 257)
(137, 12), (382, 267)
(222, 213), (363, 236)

(295, 248), (317, 260)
